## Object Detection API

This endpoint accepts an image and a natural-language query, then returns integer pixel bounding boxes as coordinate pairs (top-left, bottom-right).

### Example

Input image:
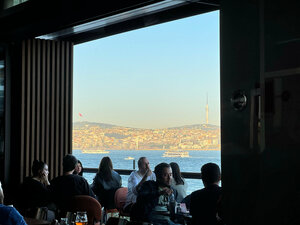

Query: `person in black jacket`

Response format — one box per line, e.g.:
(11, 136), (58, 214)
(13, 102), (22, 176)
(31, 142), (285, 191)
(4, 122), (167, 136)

(20, 160), (53, 215)
(190, 163), (222, 225)
(49, 154), (95, 210)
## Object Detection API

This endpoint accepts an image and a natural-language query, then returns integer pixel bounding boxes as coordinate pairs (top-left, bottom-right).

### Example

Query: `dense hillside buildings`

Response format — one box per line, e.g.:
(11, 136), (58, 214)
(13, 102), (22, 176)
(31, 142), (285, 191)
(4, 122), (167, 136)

(73, 122), (220, 150)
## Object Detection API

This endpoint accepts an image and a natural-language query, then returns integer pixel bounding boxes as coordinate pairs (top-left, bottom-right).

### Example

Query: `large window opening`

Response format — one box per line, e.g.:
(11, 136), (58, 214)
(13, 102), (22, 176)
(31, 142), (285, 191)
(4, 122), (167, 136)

(73, 11), (220, 194)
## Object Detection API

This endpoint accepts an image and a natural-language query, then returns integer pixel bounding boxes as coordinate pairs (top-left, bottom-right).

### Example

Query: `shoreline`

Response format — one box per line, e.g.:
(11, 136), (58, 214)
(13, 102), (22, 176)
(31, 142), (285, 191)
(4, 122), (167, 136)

(74, 149), (220, 151)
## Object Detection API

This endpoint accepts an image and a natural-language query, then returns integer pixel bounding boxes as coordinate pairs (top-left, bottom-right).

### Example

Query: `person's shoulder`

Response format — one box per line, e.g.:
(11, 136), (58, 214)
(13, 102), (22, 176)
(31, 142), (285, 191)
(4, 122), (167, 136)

(139, 180), (156, 191)
(145, 180), (155, 184)
(148, 180), (157, 188)
(0, 205), (25, 221)
(143, 180), (156, 187)
(22, 177), (36, 185)
(191, 188), (204, 197)
(74, 174), (89, 182)
(8, 207), (26, 225)
(0, 204), (11, 212)
(207, 184), (222, 192)
(50, 175), (61, 184)
(129, 170), (138, 176)
(150, 172), (156, 180)
(112, 170), (121, 177)
(170, 178), (176, 187)
(128, 170), (137, 180)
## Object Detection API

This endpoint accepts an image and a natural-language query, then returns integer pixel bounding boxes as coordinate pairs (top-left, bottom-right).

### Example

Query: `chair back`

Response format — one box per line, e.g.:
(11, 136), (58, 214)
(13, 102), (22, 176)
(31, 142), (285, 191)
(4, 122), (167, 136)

(67, 195), (101, 225)
(34, 207), (48, 220)
(114, 187), (128, 210)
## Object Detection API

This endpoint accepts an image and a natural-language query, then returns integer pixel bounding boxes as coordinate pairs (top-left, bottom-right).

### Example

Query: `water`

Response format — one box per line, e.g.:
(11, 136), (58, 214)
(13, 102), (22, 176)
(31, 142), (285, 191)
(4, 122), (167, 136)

(73, 150), (221, 195)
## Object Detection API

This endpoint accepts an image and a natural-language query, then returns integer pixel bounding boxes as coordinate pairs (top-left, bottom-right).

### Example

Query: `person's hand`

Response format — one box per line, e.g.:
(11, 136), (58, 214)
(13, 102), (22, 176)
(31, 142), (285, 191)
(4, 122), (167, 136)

(159, 187), (173, 196)
(144, 169), (152, 178)
(40, 172), (50, 186)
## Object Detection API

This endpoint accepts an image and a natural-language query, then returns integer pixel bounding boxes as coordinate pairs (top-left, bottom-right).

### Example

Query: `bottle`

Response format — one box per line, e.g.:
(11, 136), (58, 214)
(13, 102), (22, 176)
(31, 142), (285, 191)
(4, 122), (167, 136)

(176, 203), (181, 214)
(169, 193), (176, 216)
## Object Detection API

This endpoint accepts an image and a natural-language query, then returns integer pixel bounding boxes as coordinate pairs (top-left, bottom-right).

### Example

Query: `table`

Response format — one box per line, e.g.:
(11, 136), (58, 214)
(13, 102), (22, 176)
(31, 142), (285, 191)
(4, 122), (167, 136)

(24, 217), (51, 225)
(154, 210), (192, 225)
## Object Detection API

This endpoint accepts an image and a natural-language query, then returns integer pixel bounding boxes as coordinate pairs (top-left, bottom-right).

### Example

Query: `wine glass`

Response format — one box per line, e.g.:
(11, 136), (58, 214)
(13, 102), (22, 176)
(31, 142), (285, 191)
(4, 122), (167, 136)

(75, 211), (88, 225)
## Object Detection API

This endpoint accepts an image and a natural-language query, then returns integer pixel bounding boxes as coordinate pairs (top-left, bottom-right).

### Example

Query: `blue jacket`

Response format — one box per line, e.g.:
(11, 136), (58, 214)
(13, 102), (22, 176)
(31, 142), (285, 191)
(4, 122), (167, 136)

(0, 204), (27, 225)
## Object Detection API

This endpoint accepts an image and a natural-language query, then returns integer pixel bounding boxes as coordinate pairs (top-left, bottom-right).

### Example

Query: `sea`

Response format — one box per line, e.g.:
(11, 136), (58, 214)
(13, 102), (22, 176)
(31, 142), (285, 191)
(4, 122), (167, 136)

(73, 149), (221, 195)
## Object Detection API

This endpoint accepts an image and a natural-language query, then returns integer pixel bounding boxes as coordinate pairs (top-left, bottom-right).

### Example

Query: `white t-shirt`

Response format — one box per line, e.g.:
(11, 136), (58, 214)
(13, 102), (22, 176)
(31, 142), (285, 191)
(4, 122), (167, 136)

(171, 177), (187, 202)
(124, 170), (156, 208)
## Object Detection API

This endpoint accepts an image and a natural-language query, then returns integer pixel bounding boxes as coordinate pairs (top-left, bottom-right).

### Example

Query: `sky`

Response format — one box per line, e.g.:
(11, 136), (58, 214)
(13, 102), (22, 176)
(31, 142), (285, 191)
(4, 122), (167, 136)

(73, 11), (220, 129)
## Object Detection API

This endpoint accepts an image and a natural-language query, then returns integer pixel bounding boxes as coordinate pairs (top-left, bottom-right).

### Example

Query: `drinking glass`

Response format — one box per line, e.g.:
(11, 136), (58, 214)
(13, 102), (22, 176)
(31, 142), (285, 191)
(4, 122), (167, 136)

(60, 218), (68, 225)
(75, 211), (88, 225)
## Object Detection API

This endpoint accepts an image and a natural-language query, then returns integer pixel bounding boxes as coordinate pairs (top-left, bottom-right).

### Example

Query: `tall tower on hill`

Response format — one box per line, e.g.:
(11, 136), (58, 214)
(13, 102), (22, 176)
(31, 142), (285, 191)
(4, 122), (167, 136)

(206, 94), (209, 124)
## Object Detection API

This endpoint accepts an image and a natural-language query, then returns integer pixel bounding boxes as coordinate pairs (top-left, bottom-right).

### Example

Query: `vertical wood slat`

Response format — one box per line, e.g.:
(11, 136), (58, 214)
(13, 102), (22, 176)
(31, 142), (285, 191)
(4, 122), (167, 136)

(45, 41), (50, 171)
(25, 39), (31, 178)
(55, 42), (60, 177)
(60, 42), (65, 176)
(31, 40), (36, 161)
(50, 41), (55, 178)
(20, 41), (26, 181)
(20, 39), (73, 181)
(36, 39), (41, 160)
(69, 42), (73, 158)
(41, 40), (46, 161)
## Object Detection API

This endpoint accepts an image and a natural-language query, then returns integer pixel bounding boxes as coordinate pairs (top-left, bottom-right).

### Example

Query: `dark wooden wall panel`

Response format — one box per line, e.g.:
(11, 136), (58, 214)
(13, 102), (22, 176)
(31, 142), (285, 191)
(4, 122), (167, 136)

(20, 39), (73, 181)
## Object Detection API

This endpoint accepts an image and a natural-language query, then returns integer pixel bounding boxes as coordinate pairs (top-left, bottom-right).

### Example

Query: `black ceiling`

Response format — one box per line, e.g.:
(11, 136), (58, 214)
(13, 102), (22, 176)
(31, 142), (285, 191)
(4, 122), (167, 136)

(0, 0), (219, 44)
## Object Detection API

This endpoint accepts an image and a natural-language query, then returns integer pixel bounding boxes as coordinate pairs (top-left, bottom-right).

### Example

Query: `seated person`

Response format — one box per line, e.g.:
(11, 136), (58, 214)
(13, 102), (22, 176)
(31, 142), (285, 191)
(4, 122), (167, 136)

(0, 181), (27, 225)
(20, 160), (53, 214)
(91, 157), (122, 209)
(190, 163), (222, 225)
(49, 154), (95, 210)
(131, 162), (178, 225)
(170, 162), (187, 202)
(124, 157), (156, 212)
(73, 160), (83, 176)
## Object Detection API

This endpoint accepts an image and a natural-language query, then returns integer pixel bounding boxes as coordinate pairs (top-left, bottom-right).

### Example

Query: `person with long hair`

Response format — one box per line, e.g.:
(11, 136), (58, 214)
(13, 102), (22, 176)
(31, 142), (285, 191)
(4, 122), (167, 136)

(91, 157), (122, 209)
(73, 160), (83, 176)
(170, 162), (187, 202)
(21, 160), (53, 214)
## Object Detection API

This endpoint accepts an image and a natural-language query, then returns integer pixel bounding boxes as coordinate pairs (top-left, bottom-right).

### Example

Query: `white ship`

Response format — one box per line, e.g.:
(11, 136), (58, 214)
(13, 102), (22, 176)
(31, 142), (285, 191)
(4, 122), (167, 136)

(162, 150), (189, 158)
(124, 156), (135, 160)
(81, 149), (109, 154)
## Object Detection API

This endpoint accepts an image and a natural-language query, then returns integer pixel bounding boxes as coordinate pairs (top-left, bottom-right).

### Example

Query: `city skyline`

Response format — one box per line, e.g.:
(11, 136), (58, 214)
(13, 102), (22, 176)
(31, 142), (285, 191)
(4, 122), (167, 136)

(73, 120), (220, 129)
(73, 11), (220, 129)
(73, 121), (220, 151)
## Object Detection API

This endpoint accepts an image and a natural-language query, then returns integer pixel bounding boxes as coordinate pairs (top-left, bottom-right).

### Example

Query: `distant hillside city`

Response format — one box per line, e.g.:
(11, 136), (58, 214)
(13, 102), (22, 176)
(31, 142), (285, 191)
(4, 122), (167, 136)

(73, 121), (220, 151)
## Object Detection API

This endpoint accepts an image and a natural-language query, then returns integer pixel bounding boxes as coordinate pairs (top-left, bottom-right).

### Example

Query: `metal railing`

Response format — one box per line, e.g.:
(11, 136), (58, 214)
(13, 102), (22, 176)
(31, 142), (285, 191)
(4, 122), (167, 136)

(84, 168), (202, 179)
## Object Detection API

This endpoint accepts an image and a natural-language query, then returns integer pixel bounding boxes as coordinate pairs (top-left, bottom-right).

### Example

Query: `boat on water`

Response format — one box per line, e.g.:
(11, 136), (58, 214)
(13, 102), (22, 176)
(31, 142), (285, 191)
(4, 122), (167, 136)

(162, 150), (189, 158)
(81, 149), (110, 154)
(124, 156), (135, 160)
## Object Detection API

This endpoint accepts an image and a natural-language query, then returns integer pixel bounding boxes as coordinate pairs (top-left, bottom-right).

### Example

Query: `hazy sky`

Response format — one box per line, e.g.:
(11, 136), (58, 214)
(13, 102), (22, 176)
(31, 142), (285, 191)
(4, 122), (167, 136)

(73, 11), (220, 129)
